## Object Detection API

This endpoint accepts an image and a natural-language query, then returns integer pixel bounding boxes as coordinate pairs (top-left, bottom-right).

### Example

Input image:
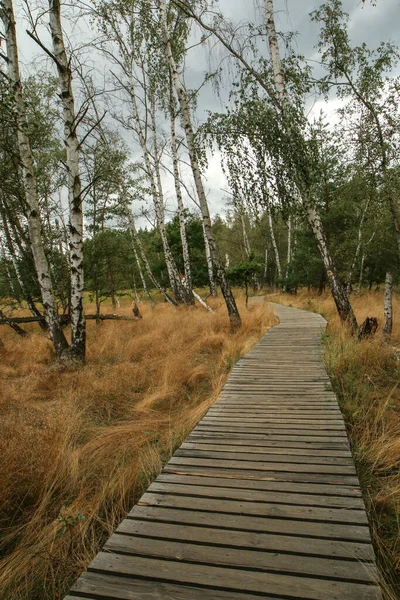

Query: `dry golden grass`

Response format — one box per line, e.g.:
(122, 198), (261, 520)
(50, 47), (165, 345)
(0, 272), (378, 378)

(0, 292), (275, 600)
(278, 289), (400, 599)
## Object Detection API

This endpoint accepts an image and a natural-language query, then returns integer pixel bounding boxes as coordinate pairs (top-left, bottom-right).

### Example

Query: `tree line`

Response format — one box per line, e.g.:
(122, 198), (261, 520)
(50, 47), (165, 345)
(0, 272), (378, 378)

(0, 0), (398, 361)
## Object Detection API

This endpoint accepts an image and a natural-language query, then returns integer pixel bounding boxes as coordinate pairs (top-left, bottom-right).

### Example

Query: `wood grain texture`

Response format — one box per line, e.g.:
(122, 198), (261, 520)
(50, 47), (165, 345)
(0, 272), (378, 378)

(65, 302), (382, 600)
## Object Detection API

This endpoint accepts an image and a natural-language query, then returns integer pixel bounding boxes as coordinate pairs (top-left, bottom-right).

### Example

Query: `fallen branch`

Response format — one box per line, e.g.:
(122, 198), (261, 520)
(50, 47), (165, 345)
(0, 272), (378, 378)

(193, 290), (213, 312)
(0, 313), (141, 327)
(0, 310), (29, 337)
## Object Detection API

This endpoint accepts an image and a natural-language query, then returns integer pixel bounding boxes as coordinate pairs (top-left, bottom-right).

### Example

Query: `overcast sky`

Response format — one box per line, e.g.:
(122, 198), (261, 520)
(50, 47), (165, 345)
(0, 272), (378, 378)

(12, 0), (400, 223)
(179, 0), (400, 218)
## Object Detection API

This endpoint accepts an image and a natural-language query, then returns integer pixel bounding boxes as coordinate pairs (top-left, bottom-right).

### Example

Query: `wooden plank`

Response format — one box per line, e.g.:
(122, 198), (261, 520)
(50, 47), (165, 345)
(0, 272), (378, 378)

(69, 572), (271, 600)
(137, 491), (367, 524)
(117, 517), (373, 560)
(208, 406), (341, 412)
(176, 447), (354, 465)
(148, 480), (365, 509)
(188, 432), (351, 449)
(167, 456), (356, 475)
(88, 553), (381, 600)
(191, 428), (349, 441)
(182, 439), (353, 456)
(201, 419), (346, 429)
(129, 505), (371, 542)
(155, 474), (364, 506)
(163, 461), (360, 484)
(105, 533), (376, 583)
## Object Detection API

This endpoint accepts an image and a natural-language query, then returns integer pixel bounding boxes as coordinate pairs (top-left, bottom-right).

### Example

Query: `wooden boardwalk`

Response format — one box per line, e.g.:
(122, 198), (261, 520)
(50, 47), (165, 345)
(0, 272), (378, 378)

(66, 303), (381, 600)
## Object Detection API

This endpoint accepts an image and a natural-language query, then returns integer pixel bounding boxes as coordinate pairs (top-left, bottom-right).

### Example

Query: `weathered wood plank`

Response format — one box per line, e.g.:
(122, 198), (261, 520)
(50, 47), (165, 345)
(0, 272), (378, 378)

(154, 474), (364, 506)
(157, 471), (362, 497)
(105, 533), (376, 582)
(88, 553), (381, 600)
(136, 491), (368, 524)
(177, 447), (354, 465)
(148, 480), (364, 509)
(69, 572), (272, 600)
(117, 517), (373, 560)
(167, 456), (357, 476)
(129, 504), (371, 541)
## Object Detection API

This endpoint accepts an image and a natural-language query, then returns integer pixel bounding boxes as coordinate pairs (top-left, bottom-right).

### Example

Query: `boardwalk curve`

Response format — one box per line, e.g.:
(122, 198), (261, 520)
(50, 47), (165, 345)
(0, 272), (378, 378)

(65, 302), (382, 600)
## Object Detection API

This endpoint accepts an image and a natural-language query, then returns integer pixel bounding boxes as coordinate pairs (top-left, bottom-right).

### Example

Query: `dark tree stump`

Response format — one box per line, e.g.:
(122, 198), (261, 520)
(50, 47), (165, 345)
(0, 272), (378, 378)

(132, 302), (142, 319)
(357, 317), (378, 341)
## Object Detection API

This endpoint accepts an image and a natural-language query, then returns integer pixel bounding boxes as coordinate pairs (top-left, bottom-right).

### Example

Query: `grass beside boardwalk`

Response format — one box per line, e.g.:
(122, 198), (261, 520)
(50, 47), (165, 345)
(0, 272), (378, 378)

(0, 292), (275, 600)
(277, 289), (400, 600)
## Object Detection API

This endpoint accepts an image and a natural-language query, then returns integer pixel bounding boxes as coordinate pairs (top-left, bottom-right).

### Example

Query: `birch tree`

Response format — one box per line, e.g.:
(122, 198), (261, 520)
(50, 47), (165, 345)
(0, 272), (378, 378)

(158, 0), (241, 329)
(45, 0), (86, 359)
(264, 0), (357, 330)
(93, 1), (190, 305)
(0, 0), (69, 357)
(312, 0), (399, 338)
(175, 0), (358, 331)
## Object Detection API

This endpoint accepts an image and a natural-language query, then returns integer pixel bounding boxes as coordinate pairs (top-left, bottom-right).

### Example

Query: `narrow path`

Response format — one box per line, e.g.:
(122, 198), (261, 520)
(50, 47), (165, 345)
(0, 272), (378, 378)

(65, 303), (381, 600)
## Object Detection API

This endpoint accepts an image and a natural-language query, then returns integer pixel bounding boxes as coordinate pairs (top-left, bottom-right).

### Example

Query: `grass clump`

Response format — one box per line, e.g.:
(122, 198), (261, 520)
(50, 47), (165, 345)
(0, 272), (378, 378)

(278, 289), (400, 600)
(0, 293), (275, 600)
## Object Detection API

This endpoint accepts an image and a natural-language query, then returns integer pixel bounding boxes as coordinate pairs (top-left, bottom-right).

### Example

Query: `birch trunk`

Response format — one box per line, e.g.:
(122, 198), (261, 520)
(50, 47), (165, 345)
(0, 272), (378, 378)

(265, 0), (357, 331)
(268, 210), (282, 279)
(150, 91), (187, 303)
(347, 198), (370, 293)
(241, 212), (251, 257)
(168, 74), (193, 302)
(0, 208), (44, 325)
(129, 79), (186, 304)
(203, 220), (217, 297)
(304, 195), (358, 330)
(159, 0), (240, 329)
(285, 215), (292, 278)
(382, 271), (393, 343)
(129, 230), (153, 303)
(48, 0), (85, 360)
(1, 0), (69, 358)
(264, 248), (268, 284)
(1, 241), (16, 296)
(127, 212), (177, 306)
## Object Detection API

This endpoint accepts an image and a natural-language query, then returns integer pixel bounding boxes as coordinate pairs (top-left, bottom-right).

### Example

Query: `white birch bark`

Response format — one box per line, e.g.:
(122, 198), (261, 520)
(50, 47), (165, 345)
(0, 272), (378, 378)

(382, 271), (393, 343)
(264, 247), (269, 283)
(265, 0), (357, 331)
(128, 78), (186, 304)
(357, 231), (375, 291)
(159, 0), (241, 328)
(129, 229), (153, 303)
(202, 219), (217, 297)
(241, 211), (251, 257)
(1, 0), (69, 357)
(264, 0), (289, 103)
(347, 198), (370, 293)
(268, 210), (282, 279)
(127, 211), (176, 306)
(150, 92), (184, 300)
(181, 276), (213, 312)
(48, 0), (85, 359)
(285, 215), (292, 278)
(0, 208), (44, 323)
(168, 74), (193, 301)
